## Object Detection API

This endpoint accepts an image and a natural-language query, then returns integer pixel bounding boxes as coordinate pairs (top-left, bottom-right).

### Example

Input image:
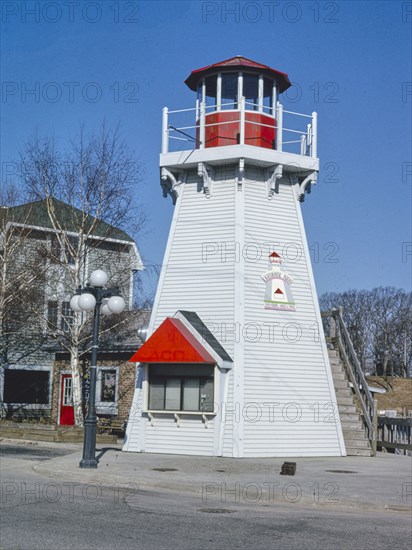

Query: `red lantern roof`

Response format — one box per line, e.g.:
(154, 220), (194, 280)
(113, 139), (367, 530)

(270, 251), (281, 258)
(185, 56), (291, 93)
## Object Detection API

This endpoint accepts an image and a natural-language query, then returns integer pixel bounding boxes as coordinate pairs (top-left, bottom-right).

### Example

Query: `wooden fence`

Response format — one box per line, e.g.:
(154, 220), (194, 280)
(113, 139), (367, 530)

(377, 417), (412, 455)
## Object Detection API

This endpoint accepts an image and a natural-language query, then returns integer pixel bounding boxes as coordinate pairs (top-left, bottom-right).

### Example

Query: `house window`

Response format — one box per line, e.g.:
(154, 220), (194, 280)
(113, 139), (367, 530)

(100, 369), (117, 402)
(148, 364), (214, 412)
(96, 367), (118, 415)
(47, 301), (73, 333)
(50, 234), (78, 265)
(50, 235), (61, 263)
(63, 376), (73, 406)
(3, 368), (51, 405)
(64, 236), (78, 266)
(47, 301), (58, 330)
(60, 301), (73, 332)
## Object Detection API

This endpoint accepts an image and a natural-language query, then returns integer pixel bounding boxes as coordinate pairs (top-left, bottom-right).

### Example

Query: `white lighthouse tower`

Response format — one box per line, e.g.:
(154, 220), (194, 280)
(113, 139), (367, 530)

(125, 56), (346, 457)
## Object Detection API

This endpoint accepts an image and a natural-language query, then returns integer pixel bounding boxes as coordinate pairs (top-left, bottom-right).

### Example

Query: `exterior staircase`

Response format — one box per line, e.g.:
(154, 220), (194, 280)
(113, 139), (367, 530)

(328, 348), (372, 456)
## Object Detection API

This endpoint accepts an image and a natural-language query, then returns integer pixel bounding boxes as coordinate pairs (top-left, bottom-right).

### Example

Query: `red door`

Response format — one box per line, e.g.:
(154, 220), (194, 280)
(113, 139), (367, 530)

(59, 374), (74, 426)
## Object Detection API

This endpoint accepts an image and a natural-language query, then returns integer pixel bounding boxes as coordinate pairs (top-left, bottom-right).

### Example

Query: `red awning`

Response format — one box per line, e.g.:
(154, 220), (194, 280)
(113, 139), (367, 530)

(129, 317), (216, 364)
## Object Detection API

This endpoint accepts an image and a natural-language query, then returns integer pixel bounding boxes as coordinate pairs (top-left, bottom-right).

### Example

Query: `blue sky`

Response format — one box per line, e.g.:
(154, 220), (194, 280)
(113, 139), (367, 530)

(1, 0), (411, 299)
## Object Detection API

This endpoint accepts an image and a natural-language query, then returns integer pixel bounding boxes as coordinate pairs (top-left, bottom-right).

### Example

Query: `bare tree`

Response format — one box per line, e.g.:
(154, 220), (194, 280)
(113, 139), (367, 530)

(319, 287), (411, 377)
(320, 289), (373, 371)
(370, 288), (412, 377)
(2, 125), (146, 425)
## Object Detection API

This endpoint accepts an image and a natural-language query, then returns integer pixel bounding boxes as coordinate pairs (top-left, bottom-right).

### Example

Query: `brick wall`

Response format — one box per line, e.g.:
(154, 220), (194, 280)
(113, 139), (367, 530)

(53, 355), (136, 425)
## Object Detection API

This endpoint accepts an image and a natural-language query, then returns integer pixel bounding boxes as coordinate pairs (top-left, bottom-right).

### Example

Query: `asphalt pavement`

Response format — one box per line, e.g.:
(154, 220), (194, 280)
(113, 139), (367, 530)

(1, 438), (411, 513)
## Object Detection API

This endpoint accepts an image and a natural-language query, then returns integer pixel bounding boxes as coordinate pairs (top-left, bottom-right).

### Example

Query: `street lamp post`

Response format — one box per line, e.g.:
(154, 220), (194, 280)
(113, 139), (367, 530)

(70, 269), (126, 469)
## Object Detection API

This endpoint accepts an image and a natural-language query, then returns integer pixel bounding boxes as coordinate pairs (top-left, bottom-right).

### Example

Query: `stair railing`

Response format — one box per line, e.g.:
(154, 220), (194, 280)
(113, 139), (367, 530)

(322, 307), (377, 453)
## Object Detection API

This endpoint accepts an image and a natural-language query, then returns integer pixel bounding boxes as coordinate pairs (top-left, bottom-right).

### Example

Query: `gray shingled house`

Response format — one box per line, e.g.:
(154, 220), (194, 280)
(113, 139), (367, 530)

(0, 198), (144, 428)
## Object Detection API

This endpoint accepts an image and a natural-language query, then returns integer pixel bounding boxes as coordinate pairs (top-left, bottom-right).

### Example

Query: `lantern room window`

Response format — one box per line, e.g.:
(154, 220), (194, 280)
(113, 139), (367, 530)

(197, 73), (275, 115)
(205, 76), (217, 109)
(243, 74), (259, 110)
(221, 72), (238, 110)
(263, 77), (274, 115)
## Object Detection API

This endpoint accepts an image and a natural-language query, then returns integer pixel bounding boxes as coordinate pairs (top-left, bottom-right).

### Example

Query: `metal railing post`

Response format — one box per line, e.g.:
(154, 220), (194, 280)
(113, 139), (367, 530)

(162, 107), (169, 154)
(276, 101), (283, 151)
(239, 96), (245, 145)
(307, 123), (312, 148)
(312, 111), (318, 158)
(199, 101), (206, 149)
(195, 98), (200, 122)
(300, 134), (306, 156)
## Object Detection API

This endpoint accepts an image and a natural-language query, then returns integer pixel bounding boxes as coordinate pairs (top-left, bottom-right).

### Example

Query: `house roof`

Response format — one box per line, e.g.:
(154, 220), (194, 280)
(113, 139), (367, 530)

(184, 55), (291, 93)
(0, 198), (134, 242)
(178, 310), (232, 363)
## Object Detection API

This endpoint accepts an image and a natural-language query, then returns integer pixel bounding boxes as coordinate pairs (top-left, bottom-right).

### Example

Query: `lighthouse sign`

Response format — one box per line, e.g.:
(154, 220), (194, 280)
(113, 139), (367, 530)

(261, 252), (296, 311)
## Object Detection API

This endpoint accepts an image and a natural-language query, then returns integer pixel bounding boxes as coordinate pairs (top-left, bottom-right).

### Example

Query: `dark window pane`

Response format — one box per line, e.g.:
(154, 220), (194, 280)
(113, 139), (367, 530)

(165, 378), (181, 410)
(221, 73), (238, 109)
(50, 235), (60, 263)
(205, 76), (217, 109)
(149, 378), (165, 410)
(47, 301), (58, 330)
(182, 379), (199, 411)
(64, 236), (78, 266)
(263, 77), (273, 114)
(150, 364), (214, 377)
(4, 370), (50, 404)
(60, 301), (73, 332)
(243, 74), (259, 110)
(200, 378), (214, 412)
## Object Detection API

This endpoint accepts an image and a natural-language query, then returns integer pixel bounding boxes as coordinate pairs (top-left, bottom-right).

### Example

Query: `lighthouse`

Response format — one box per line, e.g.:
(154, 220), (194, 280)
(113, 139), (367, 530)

(124, 56), (346, 457)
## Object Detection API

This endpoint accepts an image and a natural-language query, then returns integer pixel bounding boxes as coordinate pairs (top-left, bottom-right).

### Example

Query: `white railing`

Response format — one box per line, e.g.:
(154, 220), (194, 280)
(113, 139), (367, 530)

(161, 99), (318, 158)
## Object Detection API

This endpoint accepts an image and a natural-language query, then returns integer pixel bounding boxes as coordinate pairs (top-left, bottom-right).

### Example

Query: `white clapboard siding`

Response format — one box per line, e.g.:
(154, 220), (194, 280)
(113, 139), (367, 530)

(222, 372), (234, 456)
(123, 366), (145, 452)
(125, 165), (345, 457)
(145, 416), (215, 456)
(241, 170), (343, 456)
(153, 170), (236, 334)
(126, 170), (237, 455)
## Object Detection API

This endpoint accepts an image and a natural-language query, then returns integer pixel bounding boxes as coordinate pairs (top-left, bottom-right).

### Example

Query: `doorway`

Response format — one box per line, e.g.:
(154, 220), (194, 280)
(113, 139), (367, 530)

(59, 373), (74, 426)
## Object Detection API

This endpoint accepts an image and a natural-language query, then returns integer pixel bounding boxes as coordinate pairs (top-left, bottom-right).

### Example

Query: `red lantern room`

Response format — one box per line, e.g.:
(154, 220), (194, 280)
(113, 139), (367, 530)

(184, 55), (291, 150)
